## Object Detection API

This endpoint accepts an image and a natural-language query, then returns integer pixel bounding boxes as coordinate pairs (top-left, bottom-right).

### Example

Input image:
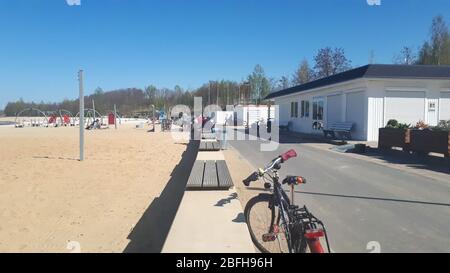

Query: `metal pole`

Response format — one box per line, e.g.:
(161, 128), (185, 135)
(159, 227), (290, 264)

(79, 70), (84, 161)
(208, 82), (211, 105)
(226, 82), (229, 106)
(114, 104), (117, 130)
(92, 99), (96, 122)
(239, 85), (241, 105)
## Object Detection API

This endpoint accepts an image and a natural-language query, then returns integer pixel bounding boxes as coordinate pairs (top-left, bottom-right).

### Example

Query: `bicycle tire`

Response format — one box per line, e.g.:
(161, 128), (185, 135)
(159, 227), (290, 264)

(244, 194), (289, 253)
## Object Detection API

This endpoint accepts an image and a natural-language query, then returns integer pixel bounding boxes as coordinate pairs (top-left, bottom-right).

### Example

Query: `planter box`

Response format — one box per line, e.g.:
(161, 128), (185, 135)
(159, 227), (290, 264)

(378, 128), (410, 150)
(410, 129), (450, 157)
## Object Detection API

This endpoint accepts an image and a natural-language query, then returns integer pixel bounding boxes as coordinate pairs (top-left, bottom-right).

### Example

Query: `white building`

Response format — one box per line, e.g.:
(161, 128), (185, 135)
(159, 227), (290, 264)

(266, 64), (450, 141)
(230, 105), (274, 126)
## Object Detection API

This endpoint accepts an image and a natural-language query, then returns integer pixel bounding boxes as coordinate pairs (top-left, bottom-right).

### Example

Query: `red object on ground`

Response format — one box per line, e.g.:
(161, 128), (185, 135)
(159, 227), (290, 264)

(48, 115), (57, 124)
(63, 115), (70, 124)
(108, 113), (115, 125)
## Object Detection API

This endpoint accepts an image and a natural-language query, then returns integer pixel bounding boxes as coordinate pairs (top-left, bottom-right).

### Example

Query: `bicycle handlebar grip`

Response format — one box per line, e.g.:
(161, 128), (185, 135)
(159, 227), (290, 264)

(243, 172), (259, 186)
(281, 149), (297, 162)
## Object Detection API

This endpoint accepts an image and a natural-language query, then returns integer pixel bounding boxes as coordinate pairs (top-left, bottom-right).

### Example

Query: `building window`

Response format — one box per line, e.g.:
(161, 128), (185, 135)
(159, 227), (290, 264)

(312, 99), (324, 121)
(290, 102), (298, 118)
(301, 100), (310, 118)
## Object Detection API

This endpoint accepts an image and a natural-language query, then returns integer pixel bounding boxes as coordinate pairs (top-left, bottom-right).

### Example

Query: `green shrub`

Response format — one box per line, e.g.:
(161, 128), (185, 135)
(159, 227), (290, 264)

(386, 119), (410, 129)
(386, 119), (399, 128)
(397, 123), (411, 129)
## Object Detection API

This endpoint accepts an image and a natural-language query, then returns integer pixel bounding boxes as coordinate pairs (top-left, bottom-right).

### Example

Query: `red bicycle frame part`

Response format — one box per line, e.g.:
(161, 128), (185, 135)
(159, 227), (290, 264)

(304, 230), (326, 253)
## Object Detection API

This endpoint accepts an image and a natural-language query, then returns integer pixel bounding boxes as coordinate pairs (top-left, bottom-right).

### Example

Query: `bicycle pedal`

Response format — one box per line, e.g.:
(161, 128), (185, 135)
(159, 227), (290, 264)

(262, 233), (277, 242)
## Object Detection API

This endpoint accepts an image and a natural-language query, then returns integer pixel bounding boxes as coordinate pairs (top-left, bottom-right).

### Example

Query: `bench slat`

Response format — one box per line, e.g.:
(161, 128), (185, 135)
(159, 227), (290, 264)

(216, 160), (234, 189)
(203, 161), (219, 188)
(186, 161), (205, 188)
(328, 122), (353, 131)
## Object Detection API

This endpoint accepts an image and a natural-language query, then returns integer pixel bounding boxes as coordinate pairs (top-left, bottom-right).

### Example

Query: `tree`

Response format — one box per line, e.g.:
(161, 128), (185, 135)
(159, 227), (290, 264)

(278, 76), (291, 90)
(313, 47), (351, 78)
(393, 46), (417, 65)
(248, 64), (271, 105)
(293, 59), (314, 85)
(417, 15), (450, 65)
(94, 87), (104, 95)
(145, 85), (157, 104)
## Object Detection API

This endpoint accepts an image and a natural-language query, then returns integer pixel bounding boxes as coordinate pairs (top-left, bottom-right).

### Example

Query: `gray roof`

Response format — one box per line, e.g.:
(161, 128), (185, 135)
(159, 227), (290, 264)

(265, 64), (450, 100)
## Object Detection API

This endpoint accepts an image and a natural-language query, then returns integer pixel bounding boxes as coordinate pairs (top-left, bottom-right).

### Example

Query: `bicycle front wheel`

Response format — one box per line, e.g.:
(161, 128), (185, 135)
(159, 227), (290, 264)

(244, 194), (290, 253)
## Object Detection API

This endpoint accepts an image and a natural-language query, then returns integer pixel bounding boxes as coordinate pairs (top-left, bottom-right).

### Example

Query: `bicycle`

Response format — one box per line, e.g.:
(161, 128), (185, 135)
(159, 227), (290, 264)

(242, 149), (331, 253)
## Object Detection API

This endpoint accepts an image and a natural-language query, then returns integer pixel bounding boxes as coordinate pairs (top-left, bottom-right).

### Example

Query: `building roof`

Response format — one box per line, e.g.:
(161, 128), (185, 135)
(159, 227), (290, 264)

(265, 64), (450, 100)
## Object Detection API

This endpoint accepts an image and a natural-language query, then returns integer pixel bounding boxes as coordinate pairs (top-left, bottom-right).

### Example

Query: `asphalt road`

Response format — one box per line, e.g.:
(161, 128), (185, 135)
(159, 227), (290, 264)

(229, 136), (450, 253)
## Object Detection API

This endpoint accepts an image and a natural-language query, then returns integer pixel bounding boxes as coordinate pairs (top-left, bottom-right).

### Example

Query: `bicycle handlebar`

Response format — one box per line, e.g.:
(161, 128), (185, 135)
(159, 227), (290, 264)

(243, 149), (298, 186)
(243, 172), (259, 186)
(281, 149), (297, 162)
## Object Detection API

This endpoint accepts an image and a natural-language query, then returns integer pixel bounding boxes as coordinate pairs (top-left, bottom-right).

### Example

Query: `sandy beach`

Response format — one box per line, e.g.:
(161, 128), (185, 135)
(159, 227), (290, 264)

(0, 121), (187, 252)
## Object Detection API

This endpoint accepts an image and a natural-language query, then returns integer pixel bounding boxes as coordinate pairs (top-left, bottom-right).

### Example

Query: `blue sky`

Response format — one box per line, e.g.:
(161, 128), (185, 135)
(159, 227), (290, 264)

(1, 0), (450, 108)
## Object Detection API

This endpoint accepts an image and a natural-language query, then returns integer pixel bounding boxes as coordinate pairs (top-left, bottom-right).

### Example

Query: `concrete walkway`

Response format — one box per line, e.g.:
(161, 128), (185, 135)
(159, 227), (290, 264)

(162, 189), (255, 253)
(162, 147), (255, 253)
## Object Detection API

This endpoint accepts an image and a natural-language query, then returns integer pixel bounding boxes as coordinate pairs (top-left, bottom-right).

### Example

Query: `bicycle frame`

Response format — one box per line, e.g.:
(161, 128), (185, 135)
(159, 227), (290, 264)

(271, 177), (295, 252)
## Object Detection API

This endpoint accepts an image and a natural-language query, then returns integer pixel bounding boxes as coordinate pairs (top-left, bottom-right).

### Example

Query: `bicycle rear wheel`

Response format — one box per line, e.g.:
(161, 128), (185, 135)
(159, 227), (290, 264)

(244, 194), (290, 253)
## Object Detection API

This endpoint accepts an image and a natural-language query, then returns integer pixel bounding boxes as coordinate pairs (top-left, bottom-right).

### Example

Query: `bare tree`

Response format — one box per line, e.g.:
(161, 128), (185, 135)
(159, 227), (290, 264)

(393, 46), (417, 65)
(278, 76), (291, 90)
(313, 47), (351, 79)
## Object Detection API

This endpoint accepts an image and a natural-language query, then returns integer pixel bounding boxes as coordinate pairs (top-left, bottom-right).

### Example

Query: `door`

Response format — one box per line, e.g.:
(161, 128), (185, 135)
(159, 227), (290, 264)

(385, 91), (425, 125)
(312, 97), (324, 131)
(440, 92), (450, 121)
(346, 91), (366, 140)
(327, 94), (342, 125)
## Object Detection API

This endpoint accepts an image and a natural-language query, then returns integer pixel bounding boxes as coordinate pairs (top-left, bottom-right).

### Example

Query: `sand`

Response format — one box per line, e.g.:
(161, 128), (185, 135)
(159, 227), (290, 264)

(0, 121), (186, 252)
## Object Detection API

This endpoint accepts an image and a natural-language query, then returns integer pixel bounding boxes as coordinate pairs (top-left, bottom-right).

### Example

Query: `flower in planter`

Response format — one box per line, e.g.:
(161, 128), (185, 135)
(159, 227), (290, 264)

(414, 120), (430, 130)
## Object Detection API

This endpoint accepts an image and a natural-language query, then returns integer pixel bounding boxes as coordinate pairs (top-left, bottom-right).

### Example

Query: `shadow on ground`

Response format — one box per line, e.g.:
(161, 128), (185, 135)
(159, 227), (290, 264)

(294, 190), (450, 207)
(232, 127), (344, 145)
(123, 140), (199, 253)
(357, 147), (450, 176)
(214, 192), (238, 207)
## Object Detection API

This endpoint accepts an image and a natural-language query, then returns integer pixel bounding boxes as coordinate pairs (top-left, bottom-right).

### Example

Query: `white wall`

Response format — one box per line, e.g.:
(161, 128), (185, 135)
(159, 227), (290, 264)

(366, 79), (450, 141)
(234, 105), (273, 126)
(215, 111), (234, 125)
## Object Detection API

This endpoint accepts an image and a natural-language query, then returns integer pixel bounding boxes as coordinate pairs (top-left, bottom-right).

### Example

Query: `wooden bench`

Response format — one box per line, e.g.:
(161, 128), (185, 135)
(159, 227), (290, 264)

(323, 122), (354, 140)
(186, 160), (234, 190)
(199, 140), (221, 151)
